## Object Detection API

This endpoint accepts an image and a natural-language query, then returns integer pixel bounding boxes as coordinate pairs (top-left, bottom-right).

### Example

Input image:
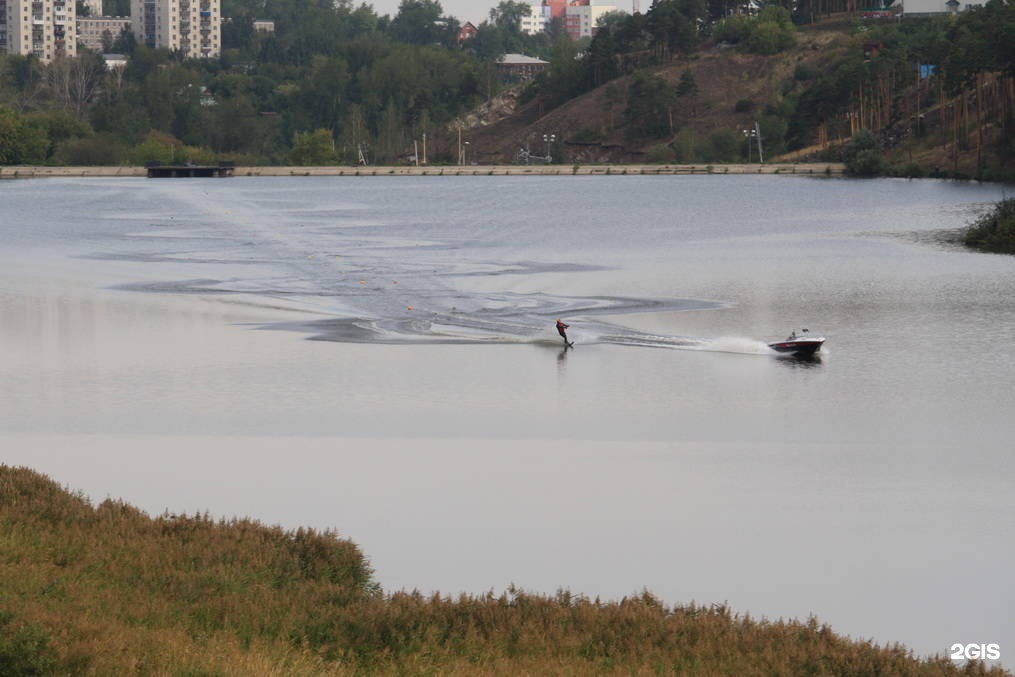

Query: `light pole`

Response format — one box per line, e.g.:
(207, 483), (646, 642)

(754, 121), (764, 163)
(543, 133), (556, 164)
(742, 128), (757, 163)
(463, 141), (470, 166)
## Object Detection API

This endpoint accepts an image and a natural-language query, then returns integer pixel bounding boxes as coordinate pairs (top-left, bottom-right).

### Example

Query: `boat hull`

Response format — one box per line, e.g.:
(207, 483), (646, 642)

(768, 338), (824, 357)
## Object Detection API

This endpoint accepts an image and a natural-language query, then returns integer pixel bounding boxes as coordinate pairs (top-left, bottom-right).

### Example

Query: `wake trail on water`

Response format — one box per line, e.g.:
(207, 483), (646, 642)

(106, 183), (774, 355)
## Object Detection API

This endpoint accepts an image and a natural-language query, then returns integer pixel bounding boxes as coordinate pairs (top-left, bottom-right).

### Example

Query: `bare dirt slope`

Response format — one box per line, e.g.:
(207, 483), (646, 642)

(467, 26), (851, 165)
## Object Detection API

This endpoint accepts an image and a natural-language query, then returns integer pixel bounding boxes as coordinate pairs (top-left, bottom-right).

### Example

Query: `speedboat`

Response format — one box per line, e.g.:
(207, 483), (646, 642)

(768, 329), (825, 357)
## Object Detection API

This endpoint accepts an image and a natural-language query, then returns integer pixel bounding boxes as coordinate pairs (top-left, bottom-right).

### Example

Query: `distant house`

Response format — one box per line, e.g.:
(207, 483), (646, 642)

(199, 86), (217, 107)
(457, 21), (478, 44)
(497, 53), (549, 79)
(252, 19), (275, 33)
(103, 53), (128, 70)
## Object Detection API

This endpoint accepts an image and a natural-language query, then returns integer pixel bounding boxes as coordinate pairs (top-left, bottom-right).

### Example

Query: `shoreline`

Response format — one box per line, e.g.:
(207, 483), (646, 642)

(0, 162), (844, 178)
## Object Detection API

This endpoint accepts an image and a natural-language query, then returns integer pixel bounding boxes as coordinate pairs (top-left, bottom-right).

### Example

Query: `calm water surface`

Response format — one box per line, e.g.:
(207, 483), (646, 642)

(1, 175), (1012, 662)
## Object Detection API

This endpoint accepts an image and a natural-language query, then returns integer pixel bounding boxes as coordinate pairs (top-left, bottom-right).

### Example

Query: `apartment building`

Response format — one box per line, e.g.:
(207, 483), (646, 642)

(565, 0), (618, 40)
(0, 0), (76, 62)
(130, 0), (219, 58)
(543, 0), (567, 19)
(76, 15), (129, 51)
(520, 2), (548, 35)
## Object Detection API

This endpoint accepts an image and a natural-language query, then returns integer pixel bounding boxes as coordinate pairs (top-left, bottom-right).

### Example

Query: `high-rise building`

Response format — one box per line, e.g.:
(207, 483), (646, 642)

(520, 2), (547, 34)
(544, 0), (568, 19)
(565, 0), (618, 40)
(130, 0), (219, 59)
(0, 0), (76, 62)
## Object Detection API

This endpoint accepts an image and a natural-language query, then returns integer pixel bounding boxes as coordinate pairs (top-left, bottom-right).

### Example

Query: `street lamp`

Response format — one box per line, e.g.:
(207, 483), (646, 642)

(742, 123), (764, 163)
(742, 128), (757, 163)
(464, 140), (470, 166)
(543, 133), (556, 164)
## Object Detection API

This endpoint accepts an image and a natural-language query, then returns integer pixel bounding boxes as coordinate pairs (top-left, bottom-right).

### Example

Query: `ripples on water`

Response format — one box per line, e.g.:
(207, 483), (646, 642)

(53, 176), (1003, 360)
(76, 177), (827, 354)
(10, 175), (1010, 362)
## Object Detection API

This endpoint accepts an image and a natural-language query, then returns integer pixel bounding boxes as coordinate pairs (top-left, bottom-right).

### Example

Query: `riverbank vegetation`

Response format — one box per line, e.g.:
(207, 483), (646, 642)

(2, 464), (1010, 675)
(964, 198), (1015, 254)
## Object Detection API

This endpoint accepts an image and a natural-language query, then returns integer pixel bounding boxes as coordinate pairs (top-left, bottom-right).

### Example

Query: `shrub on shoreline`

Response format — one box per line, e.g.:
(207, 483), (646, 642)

(843, 129), (885, 176)
(964, 198), (1015, 254)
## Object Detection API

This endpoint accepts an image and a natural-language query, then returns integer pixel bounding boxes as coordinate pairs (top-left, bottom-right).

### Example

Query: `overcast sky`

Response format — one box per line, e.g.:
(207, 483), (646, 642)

(367, 0), (496, 26)
(366, 0), (637, 28)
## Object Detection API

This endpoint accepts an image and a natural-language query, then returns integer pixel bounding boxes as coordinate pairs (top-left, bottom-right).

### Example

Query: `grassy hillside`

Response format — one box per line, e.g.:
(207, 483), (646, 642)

(2, 464), (1010, 675)
(471, 24), (851, 166)
(468, 17), (1015, 180)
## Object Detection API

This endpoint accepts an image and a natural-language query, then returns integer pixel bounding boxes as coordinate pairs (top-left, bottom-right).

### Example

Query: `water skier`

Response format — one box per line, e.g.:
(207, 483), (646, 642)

(556, 318), (572, 347)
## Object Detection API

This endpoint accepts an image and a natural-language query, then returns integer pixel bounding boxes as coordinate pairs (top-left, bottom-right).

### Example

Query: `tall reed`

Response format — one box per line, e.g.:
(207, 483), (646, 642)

(2, 466), (1008, 676)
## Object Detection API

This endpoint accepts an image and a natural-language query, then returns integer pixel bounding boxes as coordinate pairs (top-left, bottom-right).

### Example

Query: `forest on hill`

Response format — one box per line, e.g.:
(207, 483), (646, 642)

(478, 0), (1015, 178)
(0, 0), (1013, 176)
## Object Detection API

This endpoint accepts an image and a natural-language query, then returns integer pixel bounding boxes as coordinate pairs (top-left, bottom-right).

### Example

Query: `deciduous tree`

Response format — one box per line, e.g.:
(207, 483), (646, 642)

(289, 128), (335, 165)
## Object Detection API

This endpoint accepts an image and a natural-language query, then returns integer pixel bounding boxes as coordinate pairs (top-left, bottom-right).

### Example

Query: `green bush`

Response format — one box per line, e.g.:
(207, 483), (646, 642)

(571, 127), (604, 143)
(715, 14), (751, 44)
(747, 20), (796, 55)
(964, 198), (1015, 254)
(842, 129), (884, 176)
(671, 129), (698, 163)
(624, 72), (676, 139)
(704, 130), (742, 162)
(0, 612), (58, 676)
(675, 70), (699, 98)
(759, 115), (789, 158)
(289, 129), (337, 166)
(55, 135), (128, 165)
(898, 162), (926, 178)
(646, 143), (675, 163)
(130, 131), (181, 165)
(794, 63), (817, 81)
(0, 106), (49, 165)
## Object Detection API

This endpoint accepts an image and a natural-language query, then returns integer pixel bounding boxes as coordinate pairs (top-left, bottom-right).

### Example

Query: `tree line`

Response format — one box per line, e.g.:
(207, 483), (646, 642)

(2, 0), (1014, 169)
(520, 0), (1013, 172)
(789, 0), (1014, 169)
(0, 0), (568, 166)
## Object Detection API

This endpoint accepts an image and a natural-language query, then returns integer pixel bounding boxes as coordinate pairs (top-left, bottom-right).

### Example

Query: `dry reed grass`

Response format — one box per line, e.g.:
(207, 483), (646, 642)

(2, 465), (1008, 676)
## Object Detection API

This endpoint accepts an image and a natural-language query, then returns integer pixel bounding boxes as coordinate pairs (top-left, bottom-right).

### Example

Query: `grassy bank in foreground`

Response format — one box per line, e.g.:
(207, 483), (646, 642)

(1, 465), (1007, 676)
(965, 198), (1015, 255)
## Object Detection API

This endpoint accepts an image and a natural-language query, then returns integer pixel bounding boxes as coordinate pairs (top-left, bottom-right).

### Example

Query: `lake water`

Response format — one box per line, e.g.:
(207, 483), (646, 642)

(2, 175), (1012, 663)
